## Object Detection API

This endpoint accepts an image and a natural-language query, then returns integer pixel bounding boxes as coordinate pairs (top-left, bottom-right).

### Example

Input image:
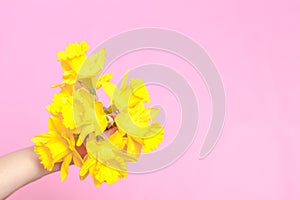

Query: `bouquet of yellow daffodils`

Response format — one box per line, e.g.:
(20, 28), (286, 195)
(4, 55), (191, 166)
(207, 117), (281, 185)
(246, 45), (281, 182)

(32, 41), (164, 187)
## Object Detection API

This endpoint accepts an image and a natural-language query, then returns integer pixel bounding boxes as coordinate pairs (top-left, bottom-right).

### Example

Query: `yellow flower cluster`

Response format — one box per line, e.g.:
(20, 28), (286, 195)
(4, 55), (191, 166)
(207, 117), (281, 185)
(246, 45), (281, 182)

(32, 41), (164, 187)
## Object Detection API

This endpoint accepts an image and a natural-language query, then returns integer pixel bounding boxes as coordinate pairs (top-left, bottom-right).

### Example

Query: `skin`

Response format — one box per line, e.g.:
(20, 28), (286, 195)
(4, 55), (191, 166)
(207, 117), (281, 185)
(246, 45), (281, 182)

(0, 147), (58, 199)
(0, 127), (117, 199)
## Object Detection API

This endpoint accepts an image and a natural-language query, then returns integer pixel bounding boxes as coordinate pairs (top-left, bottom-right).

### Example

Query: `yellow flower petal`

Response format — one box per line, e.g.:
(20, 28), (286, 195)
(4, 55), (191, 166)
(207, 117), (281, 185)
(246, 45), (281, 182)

(32, 143), (54, 171)
(126, 136), (142, 155)
(129, 78), (150, 103)
(142, 129), (164, 153)
(57, 41), (89, 61)
(95, 101), (108, 133)
(46, 85), (73, 116)
(102, 82), (116, 101)
(79, 155), (95, 179)
(60, 153), (73, 181)
(96, 73), (113, 89)
(115, 113), (163, 138)
(108, 130), (127, 149)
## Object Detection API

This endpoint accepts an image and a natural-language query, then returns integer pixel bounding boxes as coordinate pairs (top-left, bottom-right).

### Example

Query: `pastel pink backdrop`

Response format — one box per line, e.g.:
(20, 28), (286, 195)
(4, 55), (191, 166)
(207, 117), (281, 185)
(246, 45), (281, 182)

(0, 0), (299, 199)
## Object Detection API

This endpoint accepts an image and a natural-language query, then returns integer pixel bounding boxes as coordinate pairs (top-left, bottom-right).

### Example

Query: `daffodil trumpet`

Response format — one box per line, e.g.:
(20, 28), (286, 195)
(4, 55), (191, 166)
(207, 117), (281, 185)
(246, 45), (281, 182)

(32, 41), (164, 187)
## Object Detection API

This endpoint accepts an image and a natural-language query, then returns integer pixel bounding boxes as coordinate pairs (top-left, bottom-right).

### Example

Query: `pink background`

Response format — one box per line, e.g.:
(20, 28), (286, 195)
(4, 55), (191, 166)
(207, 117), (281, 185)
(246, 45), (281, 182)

(0, 0), (299, 199)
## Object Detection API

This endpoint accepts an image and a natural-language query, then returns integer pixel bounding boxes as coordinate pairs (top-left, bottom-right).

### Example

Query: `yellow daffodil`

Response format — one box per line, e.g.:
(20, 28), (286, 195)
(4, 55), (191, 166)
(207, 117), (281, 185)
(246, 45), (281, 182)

(81, 134), (128, 186)
(32, 116), (83, 181)
(72, 87), (108, 146)
(80, 153), (127, 187)
(33, 41), (165, 187)
(57, 41), (89, 85)
(46, 84), (73, 117)
(110, 72), (150, 112)
(106, 72), (164, 154)
(57, 41), (106, 87)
